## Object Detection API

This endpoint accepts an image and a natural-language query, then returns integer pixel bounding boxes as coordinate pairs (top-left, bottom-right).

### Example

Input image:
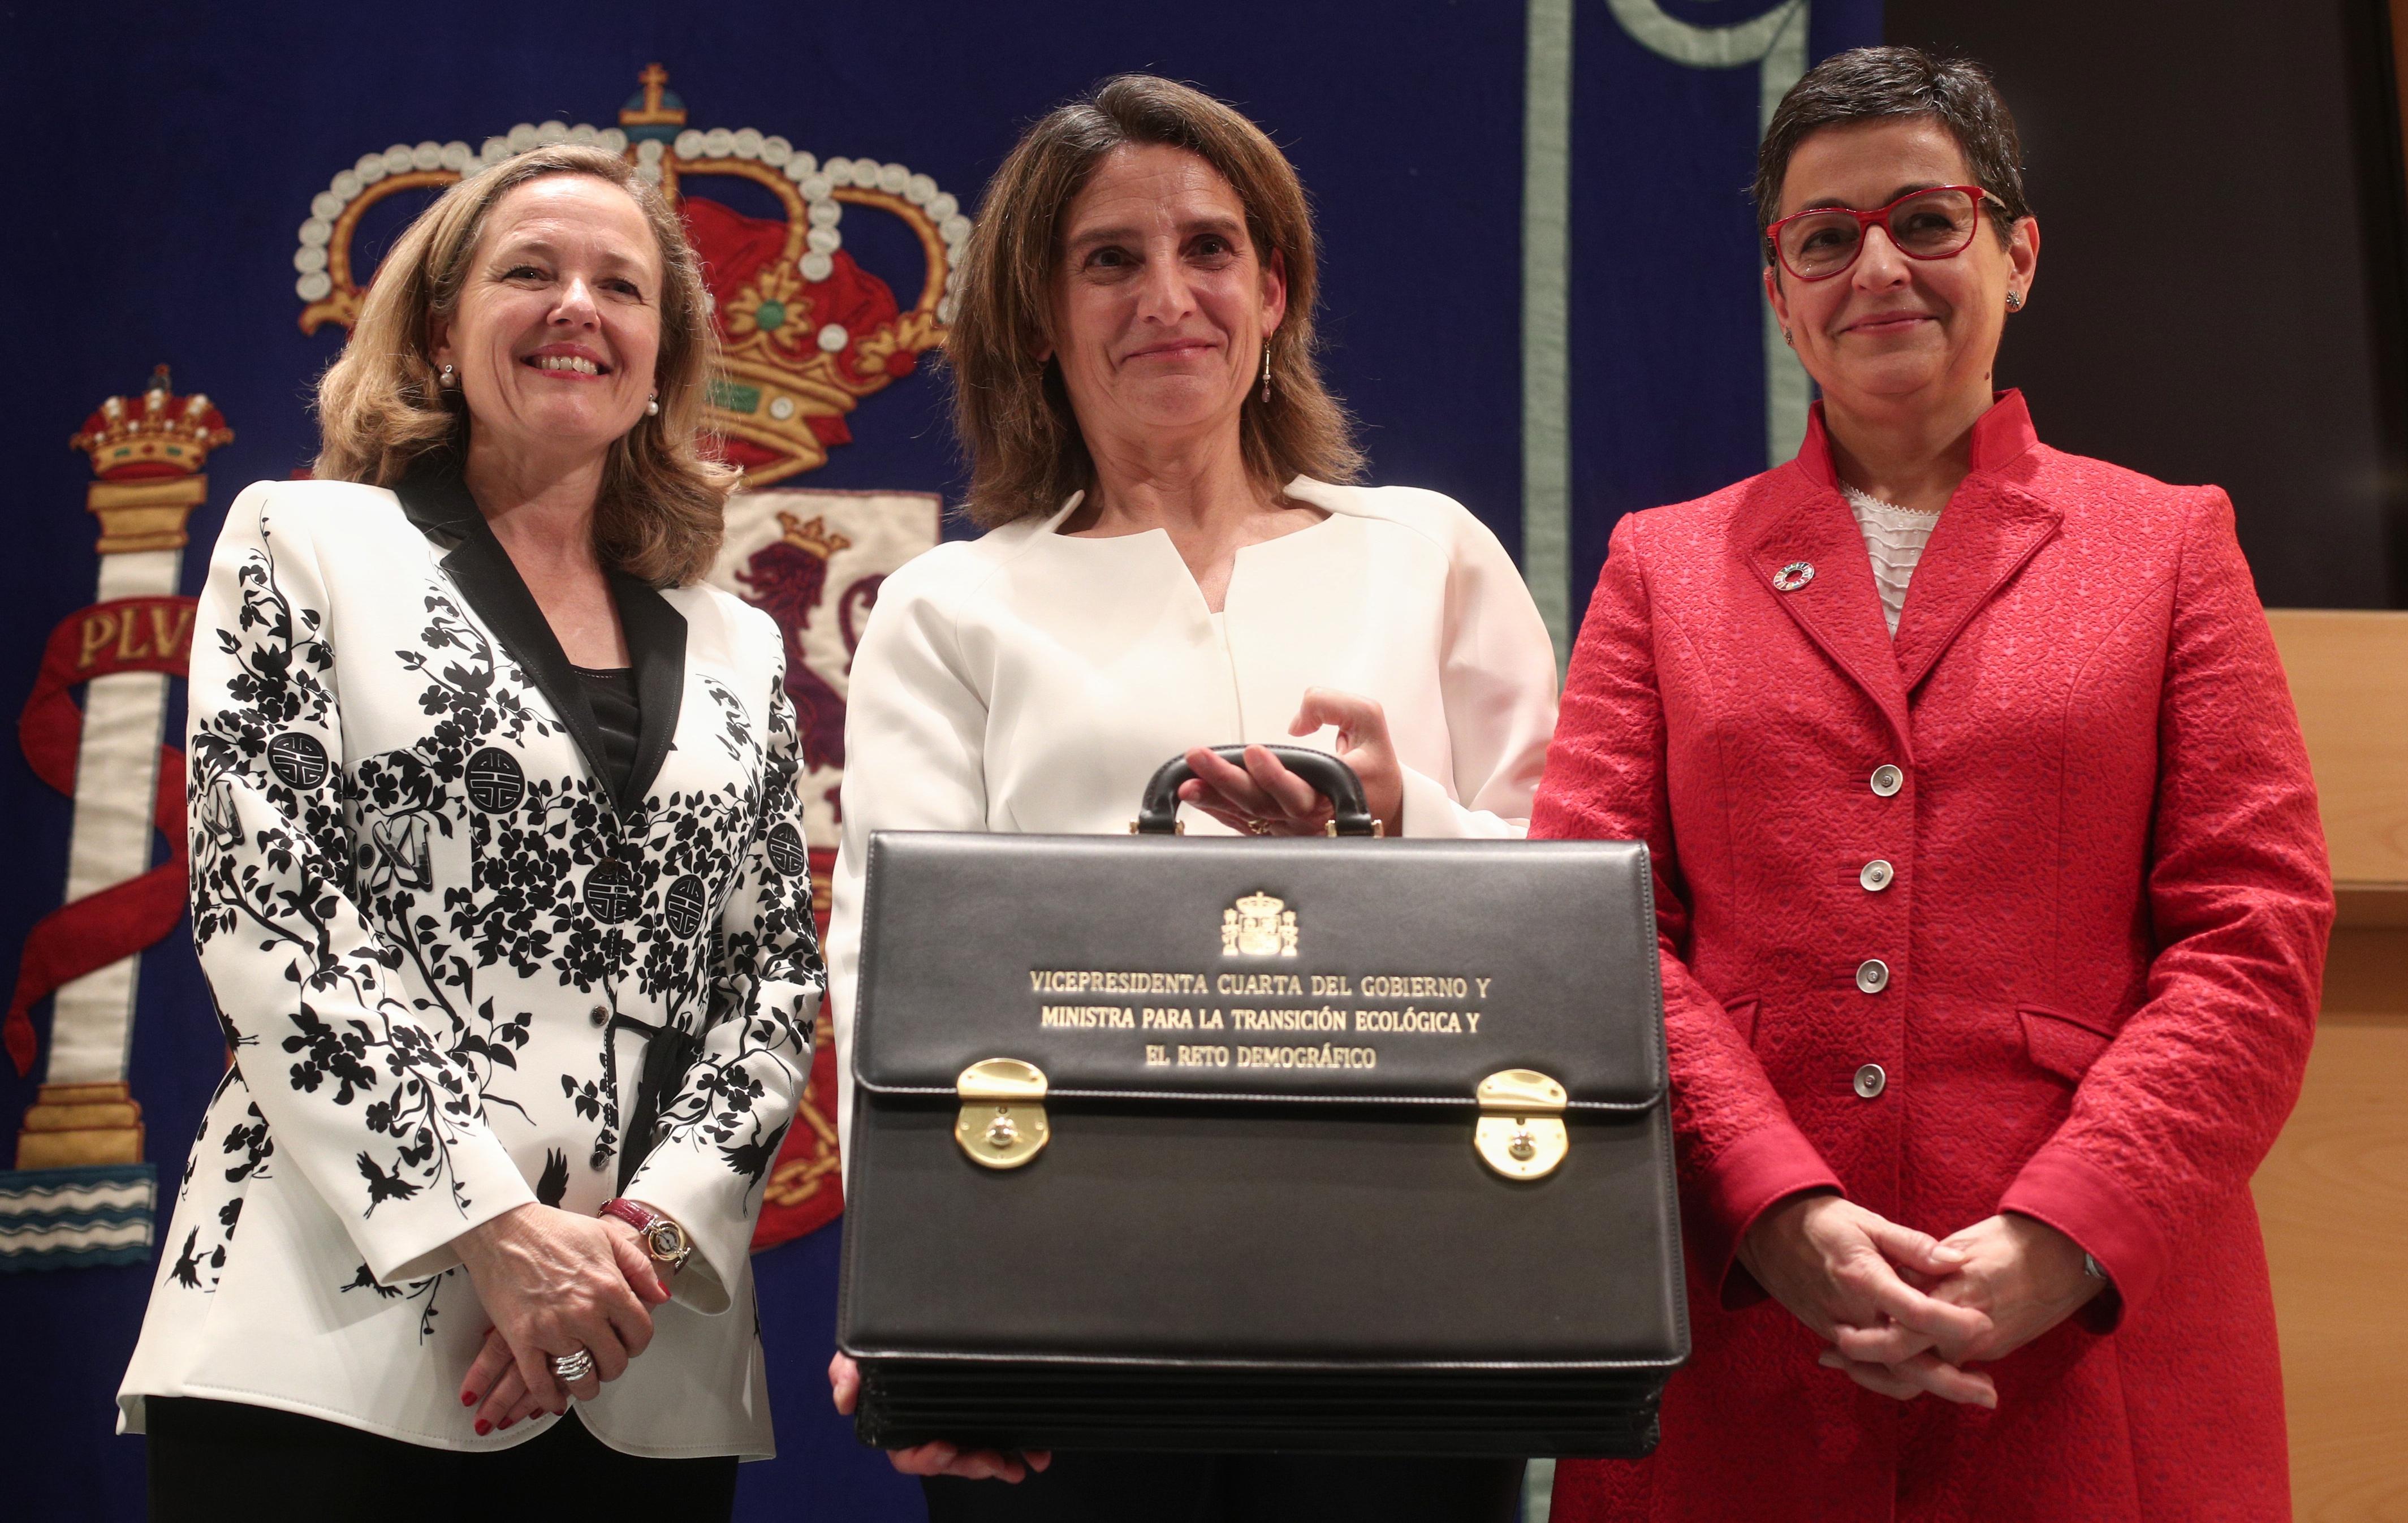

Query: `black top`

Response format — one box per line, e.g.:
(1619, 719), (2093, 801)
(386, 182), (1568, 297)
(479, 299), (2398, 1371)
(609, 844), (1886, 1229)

(390, 455), (687, 817)
(572, 665), (642, 802)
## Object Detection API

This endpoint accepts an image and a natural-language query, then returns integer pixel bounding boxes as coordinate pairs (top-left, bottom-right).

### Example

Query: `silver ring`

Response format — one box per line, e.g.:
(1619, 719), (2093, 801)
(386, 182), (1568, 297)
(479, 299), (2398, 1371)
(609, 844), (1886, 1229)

(549, 1348), (595, 1383)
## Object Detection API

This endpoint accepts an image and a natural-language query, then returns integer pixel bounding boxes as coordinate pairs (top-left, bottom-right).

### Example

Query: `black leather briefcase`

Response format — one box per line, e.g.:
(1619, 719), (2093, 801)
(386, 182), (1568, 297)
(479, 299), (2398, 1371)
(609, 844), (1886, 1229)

(838, 748), (1686, 1457)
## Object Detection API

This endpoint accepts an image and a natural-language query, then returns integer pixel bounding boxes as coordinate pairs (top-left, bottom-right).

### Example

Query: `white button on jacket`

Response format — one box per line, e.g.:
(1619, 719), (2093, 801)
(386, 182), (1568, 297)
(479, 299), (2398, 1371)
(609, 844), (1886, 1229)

(826, 477), (1561, 1148)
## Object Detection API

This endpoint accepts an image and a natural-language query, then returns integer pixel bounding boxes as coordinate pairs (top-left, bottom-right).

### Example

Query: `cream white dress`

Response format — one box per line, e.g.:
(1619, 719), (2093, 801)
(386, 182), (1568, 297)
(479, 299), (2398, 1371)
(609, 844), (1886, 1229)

(826, 476), (1560, 1143)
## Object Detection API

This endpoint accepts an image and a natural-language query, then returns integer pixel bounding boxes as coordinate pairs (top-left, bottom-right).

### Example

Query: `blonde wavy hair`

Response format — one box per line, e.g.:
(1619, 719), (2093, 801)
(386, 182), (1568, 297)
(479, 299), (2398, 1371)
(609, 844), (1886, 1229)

(313, 144), (735, 586)
(948, 75), (1362, 529)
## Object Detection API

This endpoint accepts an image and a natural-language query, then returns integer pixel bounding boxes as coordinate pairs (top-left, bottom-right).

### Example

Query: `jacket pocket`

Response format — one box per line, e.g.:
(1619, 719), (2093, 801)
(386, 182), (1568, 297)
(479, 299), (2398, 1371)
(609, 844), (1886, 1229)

(1721, 994), (1762, 1049)
(2018, 1005), (2116, 1083)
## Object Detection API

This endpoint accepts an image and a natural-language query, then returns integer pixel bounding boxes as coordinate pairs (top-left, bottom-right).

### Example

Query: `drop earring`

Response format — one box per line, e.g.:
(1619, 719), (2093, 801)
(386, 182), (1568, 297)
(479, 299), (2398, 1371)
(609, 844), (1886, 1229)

(1259, 342), (1272, 404)
(438, 364), (458, 389)
(646, 391), (660, 417)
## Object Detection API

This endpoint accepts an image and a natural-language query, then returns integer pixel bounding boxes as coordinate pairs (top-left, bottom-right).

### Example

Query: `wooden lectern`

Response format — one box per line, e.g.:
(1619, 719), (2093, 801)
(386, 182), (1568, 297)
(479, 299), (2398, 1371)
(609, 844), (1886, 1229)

(2258, 610), (2408, 1520)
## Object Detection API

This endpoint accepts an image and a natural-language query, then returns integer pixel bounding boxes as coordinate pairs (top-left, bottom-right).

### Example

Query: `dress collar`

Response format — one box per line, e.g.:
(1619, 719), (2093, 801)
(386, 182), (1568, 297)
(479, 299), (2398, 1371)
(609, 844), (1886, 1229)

(1794, 389), (2040, 490)
(1039, 476), (1352, 536)
(392, 455), (687, 816)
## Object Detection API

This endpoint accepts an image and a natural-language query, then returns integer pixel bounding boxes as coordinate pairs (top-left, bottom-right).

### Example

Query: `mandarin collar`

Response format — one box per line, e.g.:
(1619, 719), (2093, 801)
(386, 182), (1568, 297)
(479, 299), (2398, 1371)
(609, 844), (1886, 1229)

(1039, 477), (1352, 538)
(1794, 389), (2039, 490)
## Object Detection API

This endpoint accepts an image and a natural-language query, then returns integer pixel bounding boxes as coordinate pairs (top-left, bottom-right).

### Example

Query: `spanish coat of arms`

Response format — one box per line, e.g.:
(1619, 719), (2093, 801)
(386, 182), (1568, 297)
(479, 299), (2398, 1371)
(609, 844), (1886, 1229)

(1222, 892), (1300, 959)
(3, 68), (952, 1262)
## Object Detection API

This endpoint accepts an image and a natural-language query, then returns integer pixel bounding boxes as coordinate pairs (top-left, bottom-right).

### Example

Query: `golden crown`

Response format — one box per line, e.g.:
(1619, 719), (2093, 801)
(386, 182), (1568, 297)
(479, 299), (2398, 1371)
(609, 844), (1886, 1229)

(291, 67), (966, 487)
(1234, 891), (1285, 916)
(775, 511), (853, 560)
(70, 365), (234, 481)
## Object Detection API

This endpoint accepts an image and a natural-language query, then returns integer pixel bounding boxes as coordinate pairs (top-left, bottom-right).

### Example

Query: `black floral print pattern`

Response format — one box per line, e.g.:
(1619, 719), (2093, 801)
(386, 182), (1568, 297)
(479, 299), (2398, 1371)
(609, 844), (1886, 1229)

(172, 495), (817, 1297)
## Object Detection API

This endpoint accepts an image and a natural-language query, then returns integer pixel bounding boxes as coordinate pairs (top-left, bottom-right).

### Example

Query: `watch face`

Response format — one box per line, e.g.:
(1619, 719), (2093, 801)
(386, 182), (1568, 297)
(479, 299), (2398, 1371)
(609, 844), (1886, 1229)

(645, 1219), (689, 1260)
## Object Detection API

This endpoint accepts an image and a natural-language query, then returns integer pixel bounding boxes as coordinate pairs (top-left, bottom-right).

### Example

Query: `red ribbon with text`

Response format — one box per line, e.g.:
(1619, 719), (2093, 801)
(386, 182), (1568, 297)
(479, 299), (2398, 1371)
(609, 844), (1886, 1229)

(6, 596), (195, 1075)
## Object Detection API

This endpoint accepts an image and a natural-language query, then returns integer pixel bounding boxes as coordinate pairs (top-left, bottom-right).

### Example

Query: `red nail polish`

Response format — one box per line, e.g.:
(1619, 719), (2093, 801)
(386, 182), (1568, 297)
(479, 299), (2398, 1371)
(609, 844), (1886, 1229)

(498, 1417), (516, 1431)
(474, 1419), (493, 1436)
(461, 1391), (478, 1406)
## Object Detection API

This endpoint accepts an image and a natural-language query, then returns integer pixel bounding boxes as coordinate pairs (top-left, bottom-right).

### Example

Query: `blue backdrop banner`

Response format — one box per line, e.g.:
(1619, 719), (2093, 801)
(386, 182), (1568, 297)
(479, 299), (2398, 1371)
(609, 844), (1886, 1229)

(2, 2), (1875, 1516)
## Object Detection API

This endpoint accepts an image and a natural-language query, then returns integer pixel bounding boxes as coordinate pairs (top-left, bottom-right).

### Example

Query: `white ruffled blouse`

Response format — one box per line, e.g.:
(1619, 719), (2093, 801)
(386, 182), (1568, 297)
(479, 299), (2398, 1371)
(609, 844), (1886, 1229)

(1842, 482), (1943, 637)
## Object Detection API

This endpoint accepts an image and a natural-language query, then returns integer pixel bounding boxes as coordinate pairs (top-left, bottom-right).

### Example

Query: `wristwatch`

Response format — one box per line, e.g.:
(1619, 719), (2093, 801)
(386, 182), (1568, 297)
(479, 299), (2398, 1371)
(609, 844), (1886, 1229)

(601, 1198), (693, 1274)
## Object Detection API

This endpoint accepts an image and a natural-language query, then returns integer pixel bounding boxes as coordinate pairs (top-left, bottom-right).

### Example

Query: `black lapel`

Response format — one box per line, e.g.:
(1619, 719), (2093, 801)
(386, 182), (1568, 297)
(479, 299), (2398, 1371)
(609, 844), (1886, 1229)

(392, 461), (674, 816)
(610, 568), (686, 808)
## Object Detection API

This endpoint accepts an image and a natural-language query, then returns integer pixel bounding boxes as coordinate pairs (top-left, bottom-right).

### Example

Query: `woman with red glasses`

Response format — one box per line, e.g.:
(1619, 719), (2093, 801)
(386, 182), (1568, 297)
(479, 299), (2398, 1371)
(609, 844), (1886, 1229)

(1538, 46), (2330, 1522)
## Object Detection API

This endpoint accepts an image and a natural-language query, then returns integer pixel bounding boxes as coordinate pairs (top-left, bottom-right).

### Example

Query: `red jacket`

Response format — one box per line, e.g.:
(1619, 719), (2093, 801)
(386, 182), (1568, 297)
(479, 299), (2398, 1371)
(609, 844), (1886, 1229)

(1535, 393), (2332, 1521)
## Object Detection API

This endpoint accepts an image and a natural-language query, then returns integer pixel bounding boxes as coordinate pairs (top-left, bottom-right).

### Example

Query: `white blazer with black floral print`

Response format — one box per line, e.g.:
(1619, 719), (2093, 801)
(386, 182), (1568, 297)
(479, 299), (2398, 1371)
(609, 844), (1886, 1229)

(118, 468), (820, 1460)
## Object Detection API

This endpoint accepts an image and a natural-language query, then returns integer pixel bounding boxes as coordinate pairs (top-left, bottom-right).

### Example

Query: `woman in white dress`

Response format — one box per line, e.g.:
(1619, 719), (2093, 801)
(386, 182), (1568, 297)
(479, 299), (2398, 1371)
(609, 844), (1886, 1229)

(823, 75), (1556, 1523)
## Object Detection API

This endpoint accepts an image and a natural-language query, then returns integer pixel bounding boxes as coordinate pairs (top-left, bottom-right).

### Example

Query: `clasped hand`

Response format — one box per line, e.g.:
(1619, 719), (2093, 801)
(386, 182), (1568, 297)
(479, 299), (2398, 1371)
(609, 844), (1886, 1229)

(1739, 1195), (2104, 1408)
(452, 1203), (673, 1435)
(1175, 688), (1405, 838)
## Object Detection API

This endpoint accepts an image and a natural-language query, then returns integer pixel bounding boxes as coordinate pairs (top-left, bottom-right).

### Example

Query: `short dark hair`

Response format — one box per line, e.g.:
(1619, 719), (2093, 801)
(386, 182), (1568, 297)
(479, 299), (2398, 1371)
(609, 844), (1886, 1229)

(1754, 46), (2030, 265)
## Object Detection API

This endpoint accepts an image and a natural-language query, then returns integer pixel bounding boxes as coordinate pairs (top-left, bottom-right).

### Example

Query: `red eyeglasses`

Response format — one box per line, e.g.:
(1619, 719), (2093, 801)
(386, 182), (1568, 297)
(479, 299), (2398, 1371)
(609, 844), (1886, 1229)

(1764, 185), (2000, 281)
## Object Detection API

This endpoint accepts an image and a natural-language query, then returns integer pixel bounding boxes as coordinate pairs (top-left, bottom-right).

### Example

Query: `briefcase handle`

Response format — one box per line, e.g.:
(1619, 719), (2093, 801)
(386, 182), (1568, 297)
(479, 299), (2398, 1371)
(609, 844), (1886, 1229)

(1133, 745), (1380, 837)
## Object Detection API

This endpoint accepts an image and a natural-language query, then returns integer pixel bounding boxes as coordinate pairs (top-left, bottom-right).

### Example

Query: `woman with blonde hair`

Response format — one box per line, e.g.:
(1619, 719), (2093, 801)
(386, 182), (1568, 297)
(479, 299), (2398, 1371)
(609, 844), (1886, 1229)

(119, 143), (819, 1519)
(824, 74), (1556, 1522)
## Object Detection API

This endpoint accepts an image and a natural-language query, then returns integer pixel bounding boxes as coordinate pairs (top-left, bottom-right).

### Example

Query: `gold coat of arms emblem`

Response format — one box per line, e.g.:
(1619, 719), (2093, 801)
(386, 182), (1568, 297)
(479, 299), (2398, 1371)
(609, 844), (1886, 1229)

(1222, 891), (1298, 958)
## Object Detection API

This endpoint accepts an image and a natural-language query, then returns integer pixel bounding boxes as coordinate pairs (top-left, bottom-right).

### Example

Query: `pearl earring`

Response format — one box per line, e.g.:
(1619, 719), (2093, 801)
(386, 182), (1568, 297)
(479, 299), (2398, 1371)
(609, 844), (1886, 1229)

(438, 364), (458, 389)
(646, 392), (659, 417)
(1259, 341), (1273, 404)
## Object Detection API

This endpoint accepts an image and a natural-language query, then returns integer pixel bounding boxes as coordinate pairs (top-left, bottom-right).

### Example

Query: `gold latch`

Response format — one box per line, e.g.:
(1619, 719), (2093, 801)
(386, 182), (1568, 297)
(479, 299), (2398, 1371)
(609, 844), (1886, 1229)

(1474, 1068), (1568, 1180)
(955, 1058), (1050, 1170)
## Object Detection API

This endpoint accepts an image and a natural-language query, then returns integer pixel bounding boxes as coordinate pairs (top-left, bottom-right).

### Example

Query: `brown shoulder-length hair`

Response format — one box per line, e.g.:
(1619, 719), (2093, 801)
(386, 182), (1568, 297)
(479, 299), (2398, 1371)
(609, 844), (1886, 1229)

(314, 143), (736, 586)
(948, 74), (1363, 529)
